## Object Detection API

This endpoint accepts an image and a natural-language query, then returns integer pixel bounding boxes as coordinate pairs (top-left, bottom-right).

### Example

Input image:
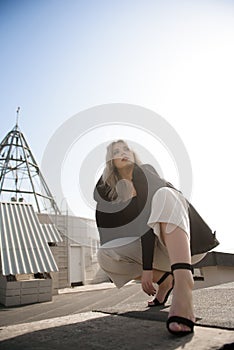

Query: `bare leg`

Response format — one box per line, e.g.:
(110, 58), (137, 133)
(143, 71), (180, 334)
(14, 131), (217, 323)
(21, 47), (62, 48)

(135, 268), (173, 304)
(148, 269), (173, 305)
(135, 268), (168, 283)
(160, 223), (195, 333)
(152, 269), (168, 283)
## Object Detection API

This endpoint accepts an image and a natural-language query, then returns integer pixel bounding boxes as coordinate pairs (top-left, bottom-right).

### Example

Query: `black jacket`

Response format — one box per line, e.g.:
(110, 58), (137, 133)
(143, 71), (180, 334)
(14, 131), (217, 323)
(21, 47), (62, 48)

(94, 164), (219, 256)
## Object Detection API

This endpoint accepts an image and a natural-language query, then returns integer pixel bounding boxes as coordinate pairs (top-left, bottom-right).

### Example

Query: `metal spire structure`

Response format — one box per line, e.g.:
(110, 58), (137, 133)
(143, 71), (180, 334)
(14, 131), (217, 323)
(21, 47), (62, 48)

(0, 108), (60, 214)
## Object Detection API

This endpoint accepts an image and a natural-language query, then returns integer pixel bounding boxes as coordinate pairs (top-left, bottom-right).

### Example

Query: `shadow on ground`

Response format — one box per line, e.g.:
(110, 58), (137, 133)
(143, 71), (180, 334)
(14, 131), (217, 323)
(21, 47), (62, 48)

(0, 313), (194, 350)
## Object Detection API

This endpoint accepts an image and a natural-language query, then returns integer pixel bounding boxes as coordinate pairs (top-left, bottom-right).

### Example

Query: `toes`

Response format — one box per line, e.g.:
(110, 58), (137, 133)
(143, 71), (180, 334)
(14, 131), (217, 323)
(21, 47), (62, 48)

(169, 322), (191, 333)
(169, 322), (181, 332)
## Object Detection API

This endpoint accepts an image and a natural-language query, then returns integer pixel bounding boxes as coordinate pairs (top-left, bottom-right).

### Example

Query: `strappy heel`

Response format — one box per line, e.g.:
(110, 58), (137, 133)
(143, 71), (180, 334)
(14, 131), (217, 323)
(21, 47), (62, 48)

(148, 271), (173, 307)
(166, 263), (195, 337)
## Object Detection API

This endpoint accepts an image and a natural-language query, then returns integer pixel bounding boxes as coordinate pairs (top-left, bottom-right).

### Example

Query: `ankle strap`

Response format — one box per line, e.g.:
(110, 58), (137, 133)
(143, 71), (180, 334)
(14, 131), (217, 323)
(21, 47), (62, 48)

(171, 263), (194, 273)
(157, 271), (172, 285)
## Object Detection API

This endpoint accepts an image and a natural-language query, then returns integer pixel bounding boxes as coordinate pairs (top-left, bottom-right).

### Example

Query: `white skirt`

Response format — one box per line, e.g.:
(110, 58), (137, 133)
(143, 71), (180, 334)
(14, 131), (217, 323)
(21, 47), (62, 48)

(147, 187), (190, 243)
(98, 187), (205, 288)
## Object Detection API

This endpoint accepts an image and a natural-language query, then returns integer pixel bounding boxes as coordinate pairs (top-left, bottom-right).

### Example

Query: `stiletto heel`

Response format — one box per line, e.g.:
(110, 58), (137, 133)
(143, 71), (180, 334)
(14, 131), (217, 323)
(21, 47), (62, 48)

(167, 263), (195, 336)
(148, 271), (173, 307)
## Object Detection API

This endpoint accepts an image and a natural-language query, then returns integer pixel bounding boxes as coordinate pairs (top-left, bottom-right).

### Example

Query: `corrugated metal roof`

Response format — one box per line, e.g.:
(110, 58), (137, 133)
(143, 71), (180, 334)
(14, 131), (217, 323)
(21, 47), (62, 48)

(0, 202), (59, 275)
(41, 223), (63, 243)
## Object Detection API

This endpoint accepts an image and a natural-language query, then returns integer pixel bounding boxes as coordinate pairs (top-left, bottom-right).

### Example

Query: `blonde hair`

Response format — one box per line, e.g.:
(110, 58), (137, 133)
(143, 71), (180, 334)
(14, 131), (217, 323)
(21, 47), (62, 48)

(102, 140), (141, 200)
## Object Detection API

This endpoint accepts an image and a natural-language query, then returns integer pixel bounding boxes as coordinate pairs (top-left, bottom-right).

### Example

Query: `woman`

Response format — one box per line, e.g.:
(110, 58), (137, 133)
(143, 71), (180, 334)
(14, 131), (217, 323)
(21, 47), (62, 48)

(94, 140), (219, 336)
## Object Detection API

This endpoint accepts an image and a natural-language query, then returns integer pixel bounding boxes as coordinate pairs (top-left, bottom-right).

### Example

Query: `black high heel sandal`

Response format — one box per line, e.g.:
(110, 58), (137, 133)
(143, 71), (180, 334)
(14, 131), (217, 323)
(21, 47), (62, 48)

(166, 263), (195, 337)
(148, 271), (173, 307)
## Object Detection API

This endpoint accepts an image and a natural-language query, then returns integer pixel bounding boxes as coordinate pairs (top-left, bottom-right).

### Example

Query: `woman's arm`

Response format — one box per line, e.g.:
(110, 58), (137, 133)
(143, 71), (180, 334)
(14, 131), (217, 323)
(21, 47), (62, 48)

(140, 229), (157, 295)
(141, 229), (155, 270)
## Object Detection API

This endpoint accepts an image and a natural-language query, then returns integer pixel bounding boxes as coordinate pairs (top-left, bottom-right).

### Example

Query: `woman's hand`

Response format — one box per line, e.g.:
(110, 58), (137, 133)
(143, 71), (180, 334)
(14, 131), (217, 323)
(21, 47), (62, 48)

(141, 270), (156, 296)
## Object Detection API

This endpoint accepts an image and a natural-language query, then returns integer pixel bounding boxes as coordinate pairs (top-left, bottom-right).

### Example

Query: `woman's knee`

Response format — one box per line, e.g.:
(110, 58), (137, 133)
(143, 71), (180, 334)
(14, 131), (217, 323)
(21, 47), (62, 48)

(160, 223), (189, 241)
(159, 223), (168, 245)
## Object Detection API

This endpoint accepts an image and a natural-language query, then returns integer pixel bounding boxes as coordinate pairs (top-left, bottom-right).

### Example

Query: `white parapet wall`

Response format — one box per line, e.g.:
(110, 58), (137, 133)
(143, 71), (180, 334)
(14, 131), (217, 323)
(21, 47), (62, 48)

(194, 265), (234, 289)
(0, 276), (52, 307)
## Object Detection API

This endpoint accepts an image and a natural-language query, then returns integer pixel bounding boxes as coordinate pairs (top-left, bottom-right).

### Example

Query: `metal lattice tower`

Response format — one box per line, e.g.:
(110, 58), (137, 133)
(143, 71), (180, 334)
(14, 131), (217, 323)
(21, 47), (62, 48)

(0, 109), (60, 214)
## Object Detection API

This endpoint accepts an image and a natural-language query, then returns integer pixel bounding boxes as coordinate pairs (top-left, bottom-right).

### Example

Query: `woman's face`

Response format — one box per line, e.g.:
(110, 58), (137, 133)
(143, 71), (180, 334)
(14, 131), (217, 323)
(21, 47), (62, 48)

(112, 142), (135, 170)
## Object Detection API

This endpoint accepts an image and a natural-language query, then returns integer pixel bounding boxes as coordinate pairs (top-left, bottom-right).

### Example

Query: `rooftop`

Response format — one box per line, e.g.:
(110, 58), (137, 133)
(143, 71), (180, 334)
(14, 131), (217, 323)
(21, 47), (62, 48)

(0, 280), (233, 349)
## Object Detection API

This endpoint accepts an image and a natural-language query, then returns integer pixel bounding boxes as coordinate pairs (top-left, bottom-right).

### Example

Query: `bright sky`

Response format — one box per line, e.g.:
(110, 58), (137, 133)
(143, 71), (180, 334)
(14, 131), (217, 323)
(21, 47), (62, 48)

(1, 0), (234, 253)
